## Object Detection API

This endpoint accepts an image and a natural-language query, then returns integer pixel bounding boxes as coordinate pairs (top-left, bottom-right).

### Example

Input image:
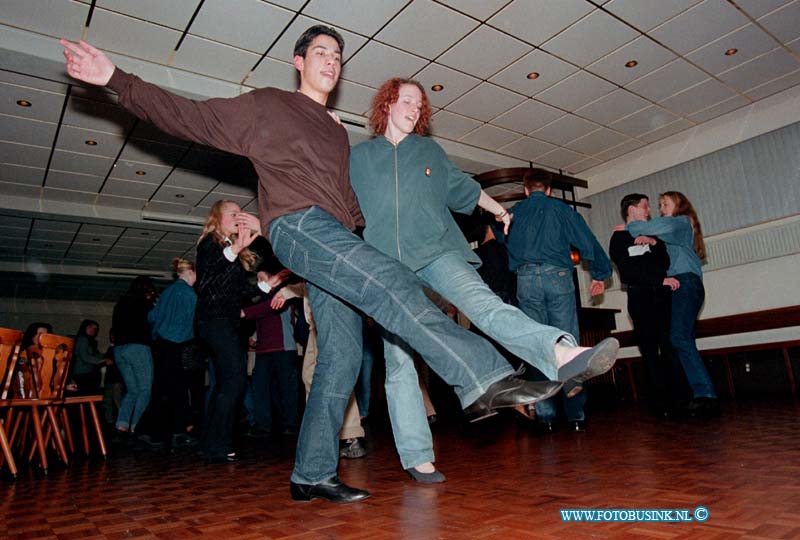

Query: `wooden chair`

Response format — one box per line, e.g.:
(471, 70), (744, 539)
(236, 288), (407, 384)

(0, 327), (23, 478)
(6, 334), (73, 473)
(62, 385), (108, 459)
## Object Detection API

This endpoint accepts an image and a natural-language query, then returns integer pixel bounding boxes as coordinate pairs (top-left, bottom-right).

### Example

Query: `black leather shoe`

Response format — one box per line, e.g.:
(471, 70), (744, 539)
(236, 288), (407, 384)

(685, 397), (720, 418)
(557, 338), (619, 384)
(464, 377), (563, 423)
(204, 453), (239, 464)
(339, 437), (367, 459)
(290, 476), (370, 503)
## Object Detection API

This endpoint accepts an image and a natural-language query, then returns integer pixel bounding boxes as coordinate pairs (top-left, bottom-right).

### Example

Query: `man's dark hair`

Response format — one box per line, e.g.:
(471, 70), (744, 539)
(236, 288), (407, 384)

(620, 193), (648, 221)
(293, 25), (345, 58)
(523, 168), (552, 192)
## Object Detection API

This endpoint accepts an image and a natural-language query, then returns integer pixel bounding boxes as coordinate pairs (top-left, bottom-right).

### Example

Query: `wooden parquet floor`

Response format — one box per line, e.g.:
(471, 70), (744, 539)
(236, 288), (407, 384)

(2, 400), (799, 540)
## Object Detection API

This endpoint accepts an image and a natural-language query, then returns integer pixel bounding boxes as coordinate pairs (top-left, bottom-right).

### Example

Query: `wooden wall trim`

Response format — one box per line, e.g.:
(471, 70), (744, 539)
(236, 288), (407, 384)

(612, 305), (800, 348)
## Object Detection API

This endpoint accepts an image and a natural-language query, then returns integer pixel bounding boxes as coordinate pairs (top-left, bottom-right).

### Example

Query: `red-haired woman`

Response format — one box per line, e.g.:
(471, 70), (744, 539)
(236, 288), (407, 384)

(626, 191), (718, 416)
(349, 78), (618, 482)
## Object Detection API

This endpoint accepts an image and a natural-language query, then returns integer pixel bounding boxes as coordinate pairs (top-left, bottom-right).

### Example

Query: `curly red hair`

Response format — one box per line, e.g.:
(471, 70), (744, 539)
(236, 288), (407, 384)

(368, 78), (432, 136)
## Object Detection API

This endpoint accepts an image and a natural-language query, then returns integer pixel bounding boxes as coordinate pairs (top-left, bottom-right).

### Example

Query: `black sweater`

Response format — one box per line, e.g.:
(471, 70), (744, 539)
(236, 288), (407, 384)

(195, 235), (267, 321)
(113, 295), (153, 346)
(609, 230), (670, 287)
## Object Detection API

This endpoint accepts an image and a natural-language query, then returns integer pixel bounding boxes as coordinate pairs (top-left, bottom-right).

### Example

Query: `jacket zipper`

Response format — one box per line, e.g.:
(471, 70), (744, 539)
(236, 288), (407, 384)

(394, 143), (402, 262)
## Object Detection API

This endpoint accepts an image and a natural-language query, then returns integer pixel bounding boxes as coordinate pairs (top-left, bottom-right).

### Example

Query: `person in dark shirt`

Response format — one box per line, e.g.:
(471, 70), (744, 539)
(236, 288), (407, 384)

(194, 200), (273, 463)
(609, 194), (681, 414)
(499, 169), (614, 431)
(112, 276), (157, 435)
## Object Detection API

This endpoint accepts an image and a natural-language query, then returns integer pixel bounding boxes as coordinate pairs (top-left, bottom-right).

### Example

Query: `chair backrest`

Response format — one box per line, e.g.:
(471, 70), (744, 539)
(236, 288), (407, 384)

(0, 327), (23, 400)
(24, 334), (74, 400)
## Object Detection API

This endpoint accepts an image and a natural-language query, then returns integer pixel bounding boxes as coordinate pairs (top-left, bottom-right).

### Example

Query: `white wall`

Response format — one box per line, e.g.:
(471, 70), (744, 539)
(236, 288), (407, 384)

(0, 297), (114, 350)
(573, 84), (800, 356)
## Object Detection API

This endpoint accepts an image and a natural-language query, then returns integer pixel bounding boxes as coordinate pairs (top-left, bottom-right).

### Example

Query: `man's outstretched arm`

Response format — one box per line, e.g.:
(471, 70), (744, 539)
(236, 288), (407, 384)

(60, 39), (257, 157)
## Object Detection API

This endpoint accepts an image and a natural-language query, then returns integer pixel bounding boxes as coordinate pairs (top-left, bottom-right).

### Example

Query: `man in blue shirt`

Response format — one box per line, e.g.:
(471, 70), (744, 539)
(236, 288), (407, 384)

(503, 169), (612, 431)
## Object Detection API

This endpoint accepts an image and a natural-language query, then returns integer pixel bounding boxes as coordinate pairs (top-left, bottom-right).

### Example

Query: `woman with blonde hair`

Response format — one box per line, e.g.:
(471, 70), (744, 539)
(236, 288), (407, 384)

(626, 191), (717, 416)
(194, 200), (272, 463)
(148, 257), (198, 447)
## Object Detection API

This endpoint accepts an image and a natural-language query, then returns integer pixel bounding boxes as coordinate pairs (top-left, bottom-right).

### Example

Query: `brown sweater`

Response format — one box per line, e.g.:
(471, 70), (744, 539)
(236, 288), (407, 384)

(107, 69), (364, 236)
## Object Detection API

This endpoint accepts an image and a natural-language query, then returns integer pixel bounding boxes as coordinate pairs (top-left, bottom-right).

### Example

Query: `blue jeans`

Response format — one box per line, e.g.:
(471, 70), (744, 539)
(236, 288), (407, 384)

(383, 252), (575, 468)
(356, 319), (378, 418)
(671, 273), (716, 399)
(114, 343), (153, 431)
(269, 207), (514, 484)
(515, 263), (586, 421)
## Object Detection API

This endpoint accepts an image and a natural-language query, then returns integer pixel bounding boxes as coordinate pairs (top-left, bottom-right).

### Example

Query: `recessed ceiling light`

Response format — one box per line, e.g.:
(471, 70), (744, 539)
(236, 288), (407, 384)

(85, 140), (98, 146)
(175, 193), (185, 198)
(431, 84), (444, 92)
(526, 72), (540, 80)
(725, 48), (738, 56)
(625, 60), (638, 68)
(16, 100), (32, 107)
(135, 170), (147, 176)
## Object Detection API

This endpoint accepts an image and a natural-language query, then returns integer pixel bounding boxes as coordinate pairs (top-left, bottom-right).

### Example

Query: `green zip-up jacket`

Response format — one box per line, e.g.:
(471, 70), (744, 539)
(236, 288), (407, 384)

(350, 134), (481, 272)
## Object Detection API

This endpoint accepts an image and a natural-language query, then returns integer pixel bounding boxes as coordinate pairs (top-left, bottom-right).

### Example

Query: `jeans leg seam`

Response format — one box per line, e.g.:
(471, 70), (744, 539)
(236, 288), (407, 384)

(286, 217), (486, 394)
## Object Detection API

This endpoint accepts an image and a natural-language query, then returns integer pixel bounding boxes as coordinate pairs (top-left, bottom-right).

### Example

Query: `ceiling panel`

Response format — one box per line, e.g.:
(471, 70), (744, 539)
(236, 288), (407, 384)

(604, 0), (702, 32)
(172, 36), (261, 83)
(488, 0), (594, 46)
(437, 25), (531, 80)
(649, 0), (749, 55)
(430, 111), (482, 139)
(461, 125), (520, 150)
(0, 164), (44, 186)
(687, 24), (778, 75)
(303, 0), (407, 36)
(535, 70), (617, 111)
(341, 42), (428, 89)
(189, 0), (294, 54)
(93, 0), (201, 30)
(610, 105), (682, 137)
(574, 89), (651, 125)
(447, 83), (526, 122)
(541, 9), (639, 68)
(86, 8), (182, 64)
(1, 84), (66, 123)
(531, 114), (601, 146)
(0, 115), (57, 148)
(375, 0), (478, 60)
(493, 100), (565, 135)
(490, 49), (579, 97)
(625, 59), (708, 102)
(586, 36), (676, 87)
(498, 136), (558, 161)
(414, 64), (481, 108)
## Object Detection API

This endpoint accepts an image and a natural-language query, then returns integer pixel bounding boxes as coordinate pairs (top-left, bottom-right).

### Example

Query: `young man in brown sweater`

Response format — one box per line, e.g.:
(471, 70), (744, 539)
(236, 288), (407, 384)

(61, 25), (615, 503)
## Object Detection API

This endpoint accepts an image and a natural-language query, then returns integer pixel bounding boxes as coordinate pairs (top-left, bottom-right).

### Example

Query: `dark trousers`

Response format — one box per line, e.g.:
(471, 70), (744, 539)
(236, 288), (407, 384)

(152, 338), (192, 439)
(73, 370), (102, 396)
(196, 319), (246, 458)
(252, 350), (300, 433)
(627, 285), (681, 407)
